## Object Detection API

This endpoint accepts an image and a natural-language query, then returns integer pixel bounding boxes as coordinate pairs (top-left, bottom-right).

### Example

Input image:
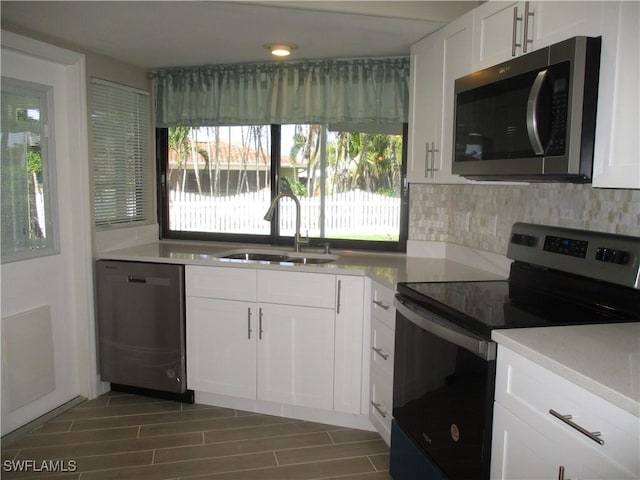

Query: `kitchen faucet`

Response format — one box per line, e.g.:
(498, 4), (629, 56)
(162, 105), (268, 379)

(263, 193), (309, 253)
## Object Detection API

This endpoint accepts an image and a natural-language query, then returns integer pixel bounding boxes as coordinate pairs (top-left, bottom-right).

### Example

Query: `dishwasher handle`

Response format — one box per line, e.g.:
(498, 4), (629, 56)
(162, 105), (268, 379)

(394, 296), (496, 361)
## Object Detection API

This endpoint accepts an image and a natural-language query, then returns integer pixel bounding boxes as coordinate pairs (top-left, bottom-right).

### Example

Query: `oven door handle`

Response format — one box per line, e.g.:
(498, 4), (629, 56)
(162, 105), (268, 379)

(394, 297), (496, 361)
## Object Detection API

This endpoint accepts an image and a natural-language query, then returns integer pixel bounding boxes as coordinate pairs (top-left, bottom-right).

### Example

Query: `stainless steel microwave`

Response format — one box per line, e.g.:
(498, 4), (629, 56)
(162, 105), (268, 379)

(452, 36), (601, 182)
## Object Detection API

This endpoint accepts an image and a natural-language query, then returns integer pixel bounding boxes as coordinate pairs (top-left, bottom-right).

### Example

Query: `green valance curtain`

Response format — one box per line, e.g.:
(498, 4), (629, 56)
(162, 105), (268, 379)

(154, 57), (409, 127)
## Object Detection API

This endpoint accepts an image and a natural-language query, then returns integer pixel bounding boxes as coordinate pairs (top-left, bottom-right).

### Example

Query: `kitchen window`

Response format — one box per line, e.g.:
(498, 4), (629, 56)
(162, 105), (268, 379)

(1, 77), (59, 262)
(157, 123), (408, 251)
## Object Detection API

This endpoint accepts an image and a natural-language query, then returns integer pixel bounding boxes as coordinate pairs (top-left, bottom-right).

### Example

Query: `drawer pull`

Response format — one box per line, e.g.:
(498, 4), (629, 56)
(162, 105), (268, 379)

(371, 401), (388, 418)
(372, 300), (391, 310)
(557, 465), (571, 480)
(549, 409), (604, 445)
(372, 347), (389, 360)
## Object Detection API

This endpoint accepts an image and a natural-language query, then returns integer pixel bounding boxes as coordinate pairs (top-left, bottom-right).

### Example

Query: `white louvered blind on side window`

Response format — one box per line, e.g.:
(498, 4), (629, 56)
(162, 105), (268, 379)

(91, 78), (149, 227)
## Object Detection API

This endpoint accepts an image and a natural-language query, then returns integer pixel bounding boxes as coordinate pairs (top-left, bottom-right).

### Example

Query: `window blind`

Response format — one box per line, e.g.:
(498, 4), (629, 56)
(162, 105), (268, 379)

(91, 78), (149, 227)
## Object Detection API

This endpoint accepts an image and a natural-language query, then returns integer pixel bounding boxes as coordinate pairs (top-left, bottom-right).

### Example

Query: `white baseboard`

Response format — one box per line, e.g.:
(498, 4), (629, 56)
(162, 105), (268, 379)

(193, 391), (376, 432)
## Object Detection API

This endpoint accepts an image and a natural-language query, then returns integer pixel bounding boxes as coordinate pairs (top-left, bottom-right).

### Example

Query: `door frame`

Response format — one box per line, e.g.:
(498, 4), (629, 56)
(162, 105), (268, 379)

(1, 31), (98, 414)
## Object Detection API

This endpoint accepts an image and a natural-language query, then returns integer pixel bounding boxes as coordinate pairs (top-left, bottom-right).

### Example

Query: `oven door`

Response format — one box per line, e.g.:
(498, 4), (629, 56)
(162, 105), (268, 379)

(391, 296), (496, 480)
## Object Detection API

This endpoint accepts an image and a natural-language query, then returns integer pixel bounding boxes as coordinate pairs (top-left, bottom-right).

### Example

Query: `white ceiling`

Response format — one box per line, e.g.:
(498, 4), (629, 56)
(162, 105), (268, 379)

(1, 1), (480, 70)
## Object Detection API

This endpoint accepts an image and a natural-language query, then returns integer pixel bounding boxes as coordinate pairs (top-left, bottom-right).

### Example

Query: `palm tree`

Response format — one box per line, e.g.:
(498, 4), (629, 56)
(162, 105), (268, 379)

(289, 124), (321, 196)
(168, 127), (190, 192)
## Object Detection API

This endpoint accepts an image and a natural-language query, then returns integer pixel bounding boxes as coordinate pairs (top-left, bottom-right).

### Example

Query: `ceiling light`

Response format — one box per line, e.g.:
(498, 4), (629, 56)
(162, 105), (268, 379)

(265, 43), (297, 57)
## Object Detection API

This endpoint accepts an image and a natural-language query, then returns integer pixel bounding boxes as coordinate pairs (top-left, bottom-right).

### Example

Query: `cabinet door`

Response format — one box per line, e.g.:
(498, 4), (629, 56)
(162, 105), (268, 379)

(257, 270), (335, 309)
(473, 1), (525, 70)
(334, 275), (365, 414)
(593, 1), (640, 188)
(369, 317), (395, 445)
(371, 280), (395, 330)
(186, 297), (256, 399)
(491, 402), (564, 480)
(437, 13), (473, 184)
(495, 346), (640, 479)
(473, 1), (605, 70)
(407, 33), (443, 183)
(187, 265), (256, 301)
(532, 1), (604, 50)
(257, 304), (335, 411)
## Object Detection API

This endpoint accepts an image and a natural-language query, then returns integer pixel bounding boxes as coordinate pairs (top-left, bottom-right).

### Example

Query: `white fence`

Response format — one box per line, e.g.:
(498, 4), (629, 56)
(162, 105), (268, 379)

(169, 189), (400, 238)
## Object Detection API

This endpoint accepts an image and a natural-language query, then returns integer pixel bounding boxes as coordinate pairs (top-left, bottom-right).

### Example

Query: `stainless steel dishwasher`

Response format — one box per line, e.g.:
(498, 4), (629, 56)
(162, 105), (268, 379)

(96, 260), (193, 402)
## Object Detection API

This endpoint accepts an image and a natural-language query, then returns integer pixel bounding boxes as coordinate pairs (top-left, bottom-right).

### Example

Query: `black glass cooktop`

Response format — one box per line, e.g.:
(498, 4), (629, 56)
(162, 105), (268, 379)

(397, 276), (640, 340)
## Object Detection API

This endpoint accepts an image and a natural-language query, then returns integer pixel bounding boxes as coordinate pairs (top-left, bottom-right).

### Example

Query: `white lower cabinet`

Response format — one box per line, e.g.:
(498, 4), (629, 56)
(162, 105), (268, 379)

(187, 296), (256, 399)
(491, 345), (639, 479)
(256, 303), (334, 410)
(333, 275), (365, 415)
(186, 265), (366, 419)
(368, 279), (396, 445)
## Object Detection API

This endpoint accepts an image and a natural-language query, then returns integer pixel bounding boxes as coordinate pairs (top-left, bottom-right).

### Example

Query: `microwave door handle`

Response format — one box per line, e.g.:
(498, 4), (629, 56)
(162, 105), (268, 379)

(526, 69), (549, 155)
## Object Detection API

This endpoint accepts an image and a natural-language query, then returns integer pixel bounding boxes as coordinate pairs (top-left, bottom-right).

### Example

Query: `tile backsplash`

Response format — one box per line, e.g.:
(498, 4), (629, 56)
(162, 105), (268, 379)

(409, 183), (640, 255)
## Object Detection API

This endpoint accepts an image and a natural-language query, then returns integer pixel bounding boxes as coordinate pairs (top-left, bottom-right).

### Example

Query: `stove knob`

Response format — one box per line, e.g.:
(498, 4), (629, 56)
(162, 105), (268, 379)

(612, 250), (630, 265)
(511, 233), (536, 247)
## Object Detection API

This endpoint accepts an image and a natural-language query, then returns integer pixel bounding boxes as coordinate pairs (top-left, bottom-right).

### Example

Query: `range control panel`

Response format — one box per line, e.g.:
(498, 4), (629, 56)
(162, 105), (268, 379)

(543, 235), (589, 259)
(507, 223), (640, 289)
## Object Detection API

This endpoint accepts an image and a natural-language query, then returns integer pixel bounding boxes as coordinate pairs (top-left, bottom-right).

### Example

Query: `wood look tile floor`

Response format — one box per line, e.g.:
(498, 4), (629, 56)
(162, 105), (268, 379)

(1, 392), (392, 479)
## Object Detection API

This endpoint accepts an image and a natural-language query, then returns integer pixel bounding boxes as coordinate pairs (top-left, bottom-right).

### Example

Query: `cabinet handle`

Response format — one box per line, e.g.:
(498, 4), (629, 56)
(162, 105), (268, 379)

(512, 6), (523, 56)
(371, 401), (388, 418)
(258, 307), (264, 340)
(424, 142), (439, 179)
(431, 142), (439, 175)
(522, 1), (534, 53)
(372, 346), (390, 360)
(548, 409), (604, 445)
(127, 275), (147, 283)
(424, 142), (431, 177)
(372, 299), (391, 310)
(247, 308), (252, 339)
(336, 279), (342, 314)
(557, 465), (571, 480)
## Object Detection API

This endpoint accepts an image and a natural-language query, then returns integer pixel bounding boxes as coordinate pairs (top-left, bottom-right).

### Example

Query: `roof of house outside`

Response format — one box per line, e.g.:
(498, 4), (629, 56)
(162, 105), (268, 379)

(169, 141), (297, 170)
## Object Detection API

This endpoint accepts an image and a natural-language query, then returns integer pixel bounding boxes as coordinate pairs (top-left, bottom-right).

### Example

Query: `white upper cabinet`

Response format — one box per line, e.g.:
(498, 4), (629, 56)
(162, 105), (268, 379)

(472, 1), (604, 70)
(531, 1), (604, 49)
(407, 33), (443, 183)
(439, 13), (474, 183)
(408, 12), (472, 184)
(592, 1), (640, 188)
(472, 1), (525, 69)
(412, 0), (637, 188)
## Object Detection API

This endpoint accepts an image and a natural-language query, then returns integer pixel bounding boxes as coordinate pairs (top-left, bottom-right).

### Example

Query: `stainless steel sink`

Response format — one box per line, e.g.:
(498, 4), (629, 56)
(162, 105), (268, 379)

(219, 248), (338, 264)
(222, 252), (291, 262)
(284, 254), (339, 264)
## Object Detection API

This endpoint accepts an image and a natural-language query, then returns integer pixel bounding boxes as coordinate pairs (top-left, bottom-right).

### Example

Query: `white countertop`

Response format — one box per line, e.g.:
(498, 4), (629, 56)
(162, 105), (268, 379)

(97, 240), (507, 288)
(493, 323), (640, 417)
(98, 241), (639, 418)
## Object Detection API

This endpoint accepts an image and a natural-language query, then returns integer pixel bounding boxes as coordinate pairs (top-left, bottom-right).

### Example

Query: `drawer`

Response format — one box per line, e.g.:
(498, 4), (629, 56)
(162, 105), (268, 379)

(495, 346), (639, 477)
(186, 266), (256, 301)
(371, 280), (395, 329)
(257, 270), (335, 309)
(371, 317), (394, 377)
(370, 362), (393, 445)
